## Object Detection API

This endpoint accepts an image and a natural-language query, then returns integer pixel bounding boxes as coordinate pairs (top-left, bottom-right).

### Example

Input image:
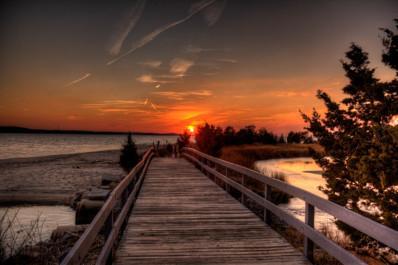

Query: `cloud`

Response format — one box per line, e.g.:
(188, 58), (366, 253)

(81, 98), (159, 114)
(184, 45), (217, 53)
(169, 58), (194, 76)
(152, 90), (213, 100)
(202, 0), (226, 26)
(137, 74), (157, 83)
(216, 58), (237, 63)
(136, 74), (176, 84)
(106, 0), (217, 65)
(109, 0), (146, 56)
(65, 73), (91, 87)
(138, 60), (162, 68)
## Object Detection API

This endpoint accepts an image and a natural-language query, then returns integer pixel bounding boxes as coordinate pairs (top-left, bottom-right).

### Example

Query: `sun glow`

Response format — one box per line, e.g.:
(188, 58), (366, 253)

(187, 125), (195, 134)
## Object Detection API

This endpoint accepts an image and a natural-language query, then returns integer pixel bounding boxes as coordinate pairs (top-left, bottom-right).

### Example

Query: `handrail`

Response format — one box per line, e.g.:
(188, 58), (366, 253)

(182, 147), (398, 265)
(61, 148), (154, 265)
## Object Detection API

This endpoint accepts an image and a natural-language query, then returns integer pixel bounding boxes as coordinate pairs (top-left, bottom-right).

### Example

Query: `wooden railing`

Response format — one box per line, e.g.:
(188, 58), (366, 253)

(61, 148), (154, 265)
(182, 147), (398, 265)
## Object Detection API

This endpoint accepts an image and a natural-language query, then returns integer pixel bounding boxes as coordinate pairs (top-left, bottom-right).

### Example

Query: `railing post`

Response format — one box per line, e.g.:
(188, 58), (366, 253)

(304, 202), (315, 262)
(225, 167), (230, 193)
(104, 209), (114, 264)
(240, 174), (245, 204)
(264, 184), (272, 225)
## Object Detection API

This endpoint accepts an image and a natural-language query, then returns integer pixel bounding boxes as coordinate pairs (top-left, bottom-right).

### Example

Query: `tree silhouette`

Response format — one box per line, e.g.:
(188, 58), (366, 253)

(302, 20), (398, 245)
(119, 132), (140, 173)
(177, 130), (191, 149)
(195, 123), (223, 156)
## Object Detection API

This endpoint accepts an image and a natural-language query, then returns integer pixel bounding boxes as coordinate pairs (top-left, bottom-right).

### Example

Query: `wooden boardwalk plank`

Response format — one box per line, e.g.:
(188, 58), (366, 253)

(115, 158), (309, 265)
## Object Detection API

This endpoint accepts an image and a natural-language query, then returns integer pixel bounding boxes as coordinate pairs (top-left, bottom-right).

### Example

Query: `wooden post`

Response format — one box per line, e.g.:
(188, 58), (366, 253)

(304, 202), (315, 262)
(240, 174), (245, 204)
(104, 209), (114, 263)
(225, 167), (230, 193)
(264, 184), (272, 225)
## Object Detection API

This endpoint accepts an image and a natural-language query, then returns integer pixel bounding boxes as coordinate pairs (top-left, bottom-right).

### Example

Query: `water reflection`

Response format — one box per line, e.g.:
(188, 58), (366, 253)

(0, 205), (75, 254)
(255, 158), (341, 234)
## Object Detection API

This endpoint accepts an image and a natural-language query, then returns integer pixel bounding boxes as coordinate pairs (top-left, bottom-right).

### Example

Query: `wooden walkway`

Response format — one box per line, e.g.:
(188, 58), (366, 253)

(115, 158), (308, 265)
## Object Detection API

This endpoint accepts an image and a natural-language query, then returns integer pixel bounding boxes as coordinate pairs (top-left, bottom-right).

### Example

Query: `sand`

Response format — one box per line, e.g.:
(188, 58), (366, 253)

(0, 148), (147, 205)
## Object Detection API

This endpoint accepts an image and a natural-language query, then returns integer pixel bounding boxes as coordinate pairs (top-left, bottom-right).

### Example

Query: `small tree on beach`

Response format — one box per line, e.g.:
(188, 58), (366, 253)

(302, 20), (398, 246)
(119, 133), (140, 173)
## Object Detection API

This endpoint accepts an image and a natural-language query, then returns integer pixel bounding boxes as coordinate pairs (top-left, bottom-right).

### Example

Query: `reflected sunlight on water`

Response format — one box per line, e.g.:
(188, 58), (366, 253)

(255, 158), (343, 234)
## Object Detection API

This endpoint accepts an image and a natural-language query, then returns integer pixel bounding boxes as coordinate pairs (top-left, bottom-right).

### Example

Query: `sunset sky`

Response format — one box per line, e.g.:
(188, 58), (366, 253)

(0, 0), (397, 133)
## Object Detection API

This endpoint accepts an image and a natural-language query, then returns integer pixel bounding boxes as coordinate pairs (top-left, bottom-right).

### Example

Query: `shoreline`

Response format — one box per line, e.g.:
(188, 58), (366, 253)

(0, 148), (148, 206)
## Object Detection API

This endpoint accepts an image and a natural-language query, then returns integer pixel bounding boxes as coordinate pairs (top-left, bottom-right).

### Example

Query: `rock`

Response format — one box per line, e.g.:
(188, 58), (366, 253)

(51, 225), (88, 241)
(101, 175), (122, 185)
(82, 188), (110, 201)
(75, 199), (104, 224)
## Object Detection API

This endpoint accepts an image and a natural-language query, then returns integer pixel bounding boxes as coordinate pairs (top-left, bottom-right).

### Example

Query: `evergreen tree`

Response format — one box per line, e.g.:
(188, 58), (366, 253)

(119, 132), (140, 173)
(302, 20), (398, 246)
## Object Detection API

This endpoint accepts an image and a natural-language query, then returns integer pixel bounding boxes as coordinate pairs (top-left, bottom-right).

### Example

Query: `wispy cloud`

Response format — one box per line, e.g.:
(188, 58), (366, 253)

(81, 98), (160, 113)
(152, 90), (213, 100)
(184, 45), (218, 53)
(136, 74), (176, 84)
(106, 0), (217, 65)
(109, 0), (146, 56)
(138, 60), (162, 68)
(202, 0), (226, 26)
(216, 58), (237, 63)
(65, 73), (91, 87)
(170, 58), (194, 77)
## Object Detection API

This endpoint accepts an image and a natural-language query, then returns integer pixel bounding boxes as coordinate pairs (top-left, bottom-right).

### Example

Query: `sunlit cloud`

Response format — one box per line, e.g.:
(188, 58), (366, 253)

(106, 0), (217, 65)
(109, 0), (146, 56)
(65, 73), (91, 87)
(169, 58), (194, 77)
(152, 90), (213, 100)
(138, 60), (162, 68)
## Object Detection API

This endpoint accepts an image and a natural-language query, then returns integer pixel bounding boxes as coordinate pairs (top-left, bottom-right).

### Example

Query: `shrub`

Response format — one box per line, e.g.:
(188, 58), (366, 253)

(119, 132), (140, 173)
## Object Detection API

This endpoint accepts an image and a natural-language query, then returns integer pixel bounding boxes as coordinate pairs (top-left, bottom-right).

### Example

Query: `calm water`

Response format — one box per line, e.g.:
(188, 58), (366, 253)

(0, 206), (75, 255)
(255, 158), (340, 233)
(0, 133), (178, 159)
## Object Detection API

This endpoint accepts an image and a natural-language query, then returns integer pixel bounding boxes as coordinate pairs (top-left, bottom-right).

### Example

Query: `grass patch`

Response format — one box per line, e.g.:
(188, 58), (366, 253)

(220, 143), (323, 169)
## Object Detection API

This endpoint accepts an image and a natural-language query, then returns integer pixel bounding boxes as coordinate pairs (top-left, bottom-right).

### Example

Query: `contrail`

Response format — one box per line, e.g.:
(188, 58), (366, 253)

(65, 73), (91, 87)
(109, 0), (146, 56)
(106, 0), (217, 66)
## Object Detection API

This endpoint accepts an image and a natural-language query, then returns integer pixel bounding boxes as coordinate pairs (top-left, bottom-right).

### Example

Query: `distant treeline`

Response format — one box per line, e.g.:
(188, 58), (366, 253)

(178, 123), (314, 157)
(0, 126), (177, 136)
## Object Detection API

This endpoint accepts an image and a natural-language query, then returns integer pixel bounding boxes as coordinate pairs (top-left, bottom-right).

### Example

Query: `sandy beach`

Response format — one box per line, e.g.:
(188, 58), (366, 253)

(0, 147), (147, 205)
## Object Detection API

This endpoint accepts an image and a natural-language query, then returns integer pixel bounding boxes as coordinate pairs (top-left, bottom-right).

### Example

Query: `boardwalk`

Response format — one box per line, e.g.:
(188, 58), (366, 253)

(115, 158), (308, 265)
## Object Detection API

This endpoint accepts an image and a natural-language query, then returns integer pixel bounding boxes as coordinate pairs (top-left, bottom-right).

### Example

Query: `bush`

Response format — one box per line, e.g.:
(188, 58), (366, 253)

(119, 132), (140, 173)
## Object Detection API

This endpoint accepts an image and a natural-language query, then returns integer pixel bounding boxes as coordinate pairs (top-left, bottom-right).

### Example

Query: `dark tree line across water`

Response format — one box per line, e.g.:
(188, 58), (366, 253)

(178, 124), (313, 157)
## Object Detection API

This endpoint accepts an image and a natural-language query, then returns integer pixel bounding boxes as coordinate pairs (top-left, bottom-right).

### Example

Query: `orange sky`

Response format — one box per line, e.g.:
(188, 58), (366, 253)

(0, 1), (396, 134)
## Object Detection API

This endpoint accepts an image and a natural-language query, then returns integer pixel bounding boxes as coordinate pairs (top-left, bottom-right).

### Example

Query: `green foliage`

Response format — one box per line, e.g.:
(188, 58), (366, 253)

(119, 132), (140, 173)
(195, 123), (224, 156)
(302, 20), (398, 246)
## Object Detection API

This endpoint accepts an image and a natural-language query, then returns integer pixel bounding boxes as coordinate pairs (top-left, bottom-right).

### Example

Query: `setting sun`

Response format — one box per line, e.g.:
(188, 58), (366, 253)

(187, 125), (195, 134)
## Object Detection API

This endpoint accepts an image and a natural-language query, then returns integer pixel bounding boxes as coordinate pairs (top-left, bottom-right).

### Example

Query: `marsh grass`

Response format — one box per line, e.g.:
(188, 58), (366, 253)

(220, 144), (322, 168)
(0, 208), (45, 263)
